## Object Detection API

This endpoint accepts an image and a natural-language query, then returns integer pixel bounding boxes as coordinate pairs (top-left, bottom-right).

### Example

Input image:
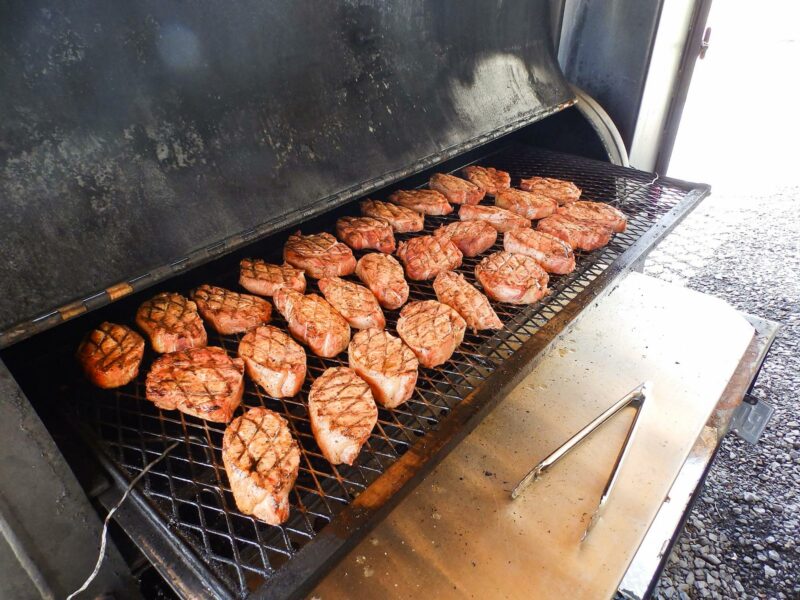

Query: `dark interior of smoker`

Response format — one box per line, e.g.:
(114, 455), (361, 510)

(1, 124), (704, 598)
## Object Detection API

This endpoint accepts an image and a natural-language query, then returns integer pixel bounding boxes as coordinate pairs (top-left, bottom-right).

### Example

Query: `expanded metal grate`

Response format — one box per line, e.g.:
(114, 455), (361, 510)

(58, 145), (702, 597)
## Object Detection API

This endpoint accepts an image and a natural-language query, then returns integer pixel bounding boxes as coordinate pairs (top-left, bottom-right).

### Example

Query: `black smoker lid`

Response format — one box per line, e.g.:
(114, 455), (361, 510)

(0, 0), (573, 345)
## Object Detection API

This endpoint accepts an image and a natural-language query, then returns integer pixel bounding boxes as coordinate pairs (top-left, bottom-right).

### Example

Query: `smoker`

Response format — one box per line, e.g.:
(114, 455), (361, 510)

(0, 2), (776, 599)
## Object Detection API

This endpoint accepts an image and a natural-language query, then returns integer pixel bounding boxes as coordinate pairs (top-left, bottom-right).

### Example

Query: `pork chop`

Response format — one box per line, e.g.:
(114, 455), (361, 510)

(458, 204), (531, 233)
(354, 253), (409, 310)
(397, 300), (466, 368)
(283, 231), (356, 279)
(536, 214), (612, 251)
(223, 407), (300, 525)
(308, 367), (378, 465)
(77, 322), (145, 389)
(556, 201), (628, 232)
(348, 329), (418, 409)
(191, 284), (272, 335)
(475, 251), (549, 304)
(145, 346), (244, 422)
(238, 325), (306, 398)
(503, 228), (576, 274)
(429, 172), (485, 205)
(239, 259), (306, 297)
(433, 271), (502, 332)
(519, 176), (581, 205)
(395, 235), (463, 281)
(462, 166), (511, 196)
(272, 289), (351, 357)
(433, 220), (497, 257)
(494, 188), (558, 220)
(360, 199), (424, 233)
(136, 292), (207, 354)
(388, 189), (453, 216)
(335, 216), (396, 253)
(318, 277), (386, 330)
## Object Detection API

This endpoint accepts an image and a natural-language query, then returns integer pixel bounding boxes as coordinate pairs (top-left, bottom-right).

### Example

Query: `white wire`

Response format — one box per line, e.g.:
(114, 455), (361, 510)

(67, 441), (180, 600)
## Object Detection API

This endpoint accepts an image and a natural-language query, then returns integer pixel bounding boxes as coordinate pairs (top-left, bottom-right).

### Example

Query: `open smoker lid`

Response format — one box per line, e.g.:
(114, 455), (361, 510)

(0, 1), (574, 341)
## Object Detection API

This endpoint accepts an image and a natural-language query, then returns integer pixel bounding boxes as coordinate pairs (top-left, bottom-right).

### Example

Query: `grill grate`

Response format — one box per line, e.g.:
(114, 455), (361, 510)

(60, 145), (701, 597)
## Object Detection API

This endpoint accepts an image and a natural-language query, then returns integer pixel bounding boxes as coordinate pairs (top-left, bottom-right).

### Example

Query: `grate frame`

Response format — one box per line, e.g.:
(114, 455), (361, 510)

(40, 145), (708, 598)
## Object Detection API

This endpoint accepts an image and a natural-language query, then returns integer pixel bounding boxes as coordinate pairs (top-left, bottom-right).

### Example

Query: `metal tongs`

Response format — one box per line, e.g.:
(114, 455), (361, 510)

(510, 381), (651, 542)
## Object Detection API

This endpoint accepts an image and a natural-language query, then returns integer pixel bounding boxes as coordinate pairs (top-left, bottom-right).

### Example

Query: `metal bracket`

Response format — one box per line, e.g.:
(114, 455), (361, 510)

(729, 393), (774, 444)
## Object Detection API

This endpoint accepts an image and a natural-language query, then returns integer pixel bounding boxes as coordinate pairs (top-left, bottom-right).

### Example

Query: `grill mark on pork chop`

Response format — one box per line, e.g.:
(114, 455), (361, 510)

(239, 259), (306, 297)
(475, 251), (550, 305)
(77, 322), (145, 388)
(494, 188), (558, 220)
(519, 176), (581, 205)
(433, 220), (497, 257)
(348, 328), (418, 408)
(283, 231), (356, 279)
(272, 289), (351, 357)
(191, 284), (272, 335)
(458, 204), (531, 233)
(388, 189), (453, 216)
(395, 235), (463, 281)
(462, 166), (511, 196)
(136, 292), (207, 354)
(556, 201), (628, 232)
(397, 300), (466, 368)
(355, 253), (410, 310)
(433, 271), (502, 332)
(536, 214), (612, 251)
(238, 325), (307, 398)
(503, 229), (576, 274)
(335, 216), (396, 253)
(429, 172), (485, 205)
(318, 277), (386, 330)
(360, 199), (424, 233)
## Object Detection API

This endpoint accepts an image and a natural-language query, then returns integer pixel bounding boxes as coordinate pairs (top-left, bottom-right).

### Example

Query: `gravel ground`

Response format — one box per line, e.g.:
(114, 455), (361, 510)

(645, 188), (800, 599)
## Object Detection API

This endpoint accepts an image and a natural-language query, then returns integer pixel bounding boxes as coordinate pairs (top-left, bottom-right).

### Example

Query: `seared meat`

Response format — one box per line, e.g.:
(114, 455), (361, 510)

(433, 271), (502, 332)
(494, 188), (557, 220)
(191, 284), (271, 335)
(388, 189), (453, 216)
(504, 229), (576, 274)
(355, 253), (409, 310)
(308, 367), (378, 465)
(145, 347), (244, 423)
(318, 277), (386, 330)
(536, 214), (612, 251)
(283, 231), (356, 279)
(238, 325), (306, 398)
(360, 199), (424, 233)
(458, 204), (530, 233)
(462, 166), (511, 196)
(348, 329), (418, 409)
(395, 235), (463, 281)
(335, 216), (396, 253)
(77, 322), (145, 388)
(136, 292), (207, 354)
(239, 259), (306, 297)
(397, 300), (466, 368)
(433, 220), (497, 257)
(273, 289), (350, 358)
(519, 176), (581, 205)
(223, 407), (300, 525)
(475, 251), (549, 304)
(429, 172), (485, 205)
(557, 201), (628, 233)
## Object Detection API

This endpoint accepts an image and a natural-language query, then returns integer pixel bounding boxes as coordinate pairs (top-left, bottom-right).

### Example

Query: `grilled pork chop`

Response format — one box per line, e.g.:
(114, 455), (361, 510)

(397, 300), (466, 368)
(557, 201), (628, 233)
(475, 251), (549, 304)
(433, 220), (497, 257)
(191, 285), (272, 335)
(136, 292), (207, 354)
(283, 231), (357, 279)
(458, 204), (531, 233)
(239, 259), (306, 297)
(335, 216), (396, 253)
(503, 229), (576, 274)
(77, 322), (145, 388)
(354, 253), (409, 310)
(223, 407), (300, 525)
(348, 329), (418, 408)
(429, 172), (485, 205)
(388, 189), (453, 216)
(395, 235), (463, 281)
(519, 176), (581, 205)
(145, 346), (244, 422)
(494, 188), (557, 220)
(360, 199), (424, 233)
(462, 166), (511, 196)
(238, 325), (306, 398)
(433, 271), (502, 332)
(537, 214), (611, 251)
(308, 367), (378, 465)
(318, 277), (386, 330)
(272, 289), (351, 357)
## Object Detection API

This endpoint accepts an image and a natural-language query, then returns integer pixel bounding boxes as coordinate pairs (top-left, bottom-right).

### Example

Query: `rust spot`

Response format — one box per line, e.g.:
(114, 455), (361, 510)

(58, 301), (87, 321)
(106, 282), (134, 301)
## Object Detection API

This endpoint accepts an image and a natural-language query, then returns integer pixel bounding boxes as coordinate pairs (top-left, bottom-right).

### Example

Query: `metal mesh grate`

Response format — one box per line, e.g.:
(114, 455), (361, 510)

(62, 145), (700, 596)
